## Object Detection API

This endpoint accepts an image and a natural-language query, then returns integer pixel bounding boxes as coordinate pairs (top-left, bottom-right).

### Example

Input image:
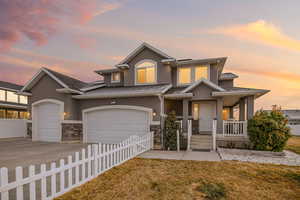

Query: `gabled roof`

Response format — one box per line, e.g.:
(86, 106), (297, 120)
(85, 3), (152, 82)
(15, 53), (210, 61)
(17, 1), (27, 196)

(219, 72), (239, 80)
(116, 42), (173, 66)
(0, 81), (23, 91)
(181, 79), (225, 93)
(212, 87), (270, 98)
(73, 84), (172, 99)
(21, 68), (87, 94)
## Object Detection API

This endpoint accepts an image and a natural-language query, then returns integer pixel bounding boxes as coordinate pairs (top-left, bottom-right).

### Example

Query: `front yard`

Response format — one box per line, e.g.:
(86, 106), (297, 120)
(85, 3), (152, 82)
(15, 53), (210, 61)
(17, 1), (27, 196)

(56, 158), (300, 200)
(286, 136), (300, 154)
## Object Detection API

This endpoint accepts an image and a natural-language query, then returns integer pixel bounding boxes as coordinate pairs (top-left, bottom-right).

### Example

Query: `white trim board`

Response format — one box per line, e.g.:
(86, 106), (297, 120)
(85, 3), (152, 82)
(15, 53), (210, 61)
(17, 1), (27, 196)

(117, 42), (173, 66)
(21, 68), (69, 92)
(181, 79), (225, 93)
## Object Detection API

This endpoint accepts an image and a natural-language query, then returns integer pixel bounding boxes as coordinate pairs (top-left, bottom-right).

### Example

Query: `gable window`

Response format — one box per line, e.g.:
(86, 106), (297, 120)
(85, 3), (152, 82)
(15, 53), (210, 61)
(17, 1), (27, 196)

(178, 67), (191, 85)
(195, 66), (208, 81)
(111, 72), (120, 83)
(135, 60), (157, 84)
(6, 91), (18, 103)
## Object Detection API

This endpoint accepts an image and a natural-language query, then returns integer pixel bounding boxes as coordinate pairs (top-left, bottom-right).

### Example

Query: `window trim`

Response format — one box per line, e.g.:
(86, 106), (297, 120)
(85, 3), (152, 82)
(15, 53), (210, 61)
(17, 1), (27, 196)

(177, 64), (210, 86)
(111, 72), (121, 83)
(134, 59), (157, 85)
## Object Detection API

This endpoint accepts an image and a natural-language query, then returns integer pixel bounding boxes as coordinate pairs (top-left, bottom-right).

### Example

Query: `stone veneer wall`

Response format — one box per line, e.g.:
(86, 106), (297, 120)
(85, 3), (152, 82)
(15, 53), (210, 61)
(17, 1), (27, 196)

(150, 124), (162, 150)
(217, 137), (251, 149)
(62, 123), (82, 141)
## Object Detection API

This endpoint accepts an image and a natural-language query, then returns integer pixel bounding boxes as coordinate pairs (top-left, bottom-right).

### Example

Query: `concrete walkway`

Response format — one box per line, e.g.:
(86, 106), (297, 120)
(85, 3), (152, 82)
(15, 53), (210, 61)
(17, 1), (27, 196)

(139, 150), (221, 161)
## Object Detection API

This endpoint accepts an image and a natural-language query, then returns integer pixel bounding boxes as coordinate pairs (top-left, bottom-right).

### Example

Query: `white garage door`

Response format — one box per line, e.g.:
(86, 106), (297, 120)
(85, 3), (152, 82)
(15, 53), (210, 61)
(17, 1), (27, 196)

(84, 107), (151, 144)
(35, 102), (61, 142)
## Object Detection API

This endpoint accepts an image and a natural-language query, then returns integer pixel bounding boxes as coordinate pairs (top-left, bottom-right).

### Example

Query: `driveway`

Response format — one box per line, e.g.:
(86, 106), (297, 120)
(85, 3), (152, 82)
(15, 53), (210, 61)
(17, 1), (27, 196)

(0, 137), (87, 170)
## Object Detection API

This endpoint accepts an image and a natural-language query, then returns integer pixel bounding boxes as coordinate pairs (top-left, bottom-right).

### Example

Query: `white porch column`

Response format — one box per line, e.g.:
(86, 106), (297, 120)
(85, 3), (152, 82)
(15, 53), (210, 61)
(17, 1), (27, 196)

(247, 95), (254, 119)
(239, 98), (246, 121)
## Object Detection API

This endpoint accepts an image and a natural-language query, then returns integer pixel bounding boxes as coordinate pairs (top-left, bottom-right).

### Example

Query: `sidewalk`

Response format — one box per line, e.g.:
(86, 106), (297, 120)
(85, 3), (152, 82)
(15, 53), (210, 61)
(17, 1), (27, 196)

(139, 150), (221, 161)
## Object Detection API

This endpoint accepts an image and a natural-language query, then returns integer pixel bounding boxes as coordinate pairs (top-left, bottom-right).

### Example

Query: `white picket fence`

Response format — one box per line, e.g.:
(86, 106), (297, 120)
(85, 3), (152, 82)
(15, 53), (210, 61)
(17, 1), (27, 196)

(0, 132), (153, 200)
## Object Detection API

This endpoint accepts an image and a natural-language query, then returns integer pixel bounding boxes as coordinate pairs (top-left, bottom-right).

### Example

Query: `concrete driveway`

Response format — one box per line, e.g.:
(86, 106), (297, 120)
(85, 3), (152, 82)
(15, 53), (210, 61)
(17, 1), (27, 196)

(0, 137), (87, 170)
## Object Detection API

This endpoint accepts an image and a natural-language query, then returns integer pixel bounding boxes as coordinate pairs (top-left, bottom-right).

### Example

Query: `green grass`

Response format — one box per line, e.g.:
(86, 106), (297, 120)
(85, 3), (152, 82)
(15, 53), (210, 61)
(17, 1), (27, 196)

(286, 136), (300, 154)
(55, 158), (300, 200)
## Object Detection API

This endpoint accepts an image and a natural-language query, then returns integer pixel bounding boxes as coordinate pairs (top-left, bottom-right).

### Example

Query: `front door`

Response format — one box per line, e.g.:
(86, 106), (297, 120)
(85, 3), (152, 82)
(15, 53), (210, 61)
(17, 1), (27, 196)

(199, 102), (216, 133)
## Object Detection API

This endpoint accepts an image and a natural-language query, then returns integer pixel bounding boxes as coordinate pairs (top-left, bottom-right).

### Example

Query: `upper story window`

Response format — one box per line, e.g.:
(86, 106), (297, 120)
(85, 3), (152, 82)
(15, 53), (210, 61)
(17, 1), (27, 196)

(19, 95), (28, 104)
(178, 68), (191, 85)
(178, 65), (209, 85)
(111, 72), (120, 83)
(195, 66), (209, 81)
(0, 89), (5, 101)
(6, 91), (18, 103)
(135, 60), (157, 85)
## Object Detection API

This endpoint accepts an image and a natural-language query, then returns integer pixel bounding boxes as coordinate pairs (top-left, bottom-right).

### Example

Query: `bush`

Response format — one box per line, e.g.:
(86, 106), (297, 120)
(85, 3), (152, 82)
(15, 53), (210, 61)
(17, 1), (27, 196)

(248, 108), (291, 152)
(196, 182), (227, 200)
(164, 111), (180, 150)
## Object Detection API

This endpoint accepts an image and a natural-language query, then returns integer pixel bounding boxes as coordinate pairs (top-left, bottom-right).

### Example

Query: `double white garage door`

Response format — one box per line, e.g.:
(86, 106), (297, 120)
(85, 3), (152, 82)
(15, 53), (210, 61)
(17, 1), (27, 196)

(33, 101), (151, 143)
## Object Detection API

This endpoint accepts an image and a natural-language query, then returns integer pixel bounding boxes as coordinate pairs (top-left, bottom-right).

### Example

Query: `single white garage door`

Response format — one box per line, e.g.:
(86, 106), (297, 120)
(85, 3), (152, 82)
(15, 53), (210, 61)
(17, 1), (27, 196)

(84, 106), (151, 144)
(34, 102), (61, 142)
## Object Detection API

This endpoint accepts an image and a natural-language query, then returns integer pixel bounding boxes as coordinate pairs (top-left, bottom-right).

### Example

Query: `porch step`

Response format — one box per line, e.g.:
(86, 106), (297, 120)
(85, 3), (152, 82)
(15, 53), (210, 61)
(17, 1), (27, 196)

(190, 135), (213, 150)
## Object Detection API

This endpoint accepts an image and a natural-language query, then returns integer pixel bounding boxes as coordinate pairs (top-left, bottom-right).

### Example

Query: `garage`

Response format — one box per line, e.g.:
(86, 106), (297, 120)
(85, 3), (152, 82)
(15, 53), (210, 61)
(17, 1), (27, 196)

(32, 99), (63, 142)
(83, 105), (152, 144)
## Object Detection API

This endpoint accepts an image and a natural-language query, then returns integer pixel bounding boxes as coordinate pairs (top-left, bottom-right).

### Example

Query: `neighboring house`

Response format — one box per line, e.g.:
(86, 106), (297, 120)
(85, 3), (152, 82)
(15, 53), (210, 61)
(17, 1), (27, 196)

(0, 81), (29, 119)
(279, 110), (300, 136)
(19, 42), (269, 150)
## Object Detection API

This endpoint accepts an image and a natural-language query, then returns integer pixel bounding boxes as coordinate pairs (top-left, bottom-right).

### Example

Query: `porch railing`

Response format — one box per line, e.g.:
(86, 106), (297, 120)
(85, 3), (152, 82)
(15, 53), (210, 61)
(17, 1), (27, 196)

(223, 120), (247, 136)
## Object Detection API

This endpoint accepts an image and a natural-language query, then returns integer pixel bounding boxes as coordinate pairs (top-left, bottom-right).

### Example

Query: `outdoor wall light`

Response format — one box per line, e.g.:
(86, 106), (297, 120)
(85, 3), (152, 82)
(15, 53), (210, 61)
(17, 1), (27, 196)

(153, 111), (157, 117)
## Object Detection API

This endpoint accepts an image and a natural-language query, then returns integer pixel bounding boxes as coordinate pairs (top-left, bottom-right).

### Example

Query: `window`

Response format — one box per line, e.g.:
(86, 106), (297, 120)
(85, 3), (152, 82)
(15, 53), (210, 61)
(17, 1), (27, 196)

(195, 66), (208, 81)
(222, 108), (230, 120)
(19, 111), (30, 119)
(6, 110), (18, 119)
(19, 95), (28, 104)
(193, 103), (199, 120)
(178, 68), (191, 85)
(6, 91), (18, 103)
(135, 60), (156, 84)
(111, 72), (120, 83)
(0, 90), (5, 101)
(0, 109), (5, 118)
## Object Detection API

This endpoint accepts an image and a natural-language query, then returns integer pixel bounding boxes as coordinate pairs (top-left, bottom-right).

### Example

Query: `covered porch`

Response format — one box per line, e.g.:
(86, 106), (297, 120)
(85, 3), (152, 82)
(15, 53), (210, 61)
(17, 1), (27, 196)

(164, 94), (255, 137)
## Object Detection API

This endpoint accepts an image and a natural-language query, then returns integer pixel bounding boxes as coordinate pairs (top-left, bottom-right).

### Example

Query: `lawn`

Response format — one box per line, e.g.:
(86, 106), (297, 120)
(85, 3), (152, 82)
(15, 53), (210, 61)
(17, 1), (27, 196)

(56, 158), (300, 200)
(286, 136), (300, 154)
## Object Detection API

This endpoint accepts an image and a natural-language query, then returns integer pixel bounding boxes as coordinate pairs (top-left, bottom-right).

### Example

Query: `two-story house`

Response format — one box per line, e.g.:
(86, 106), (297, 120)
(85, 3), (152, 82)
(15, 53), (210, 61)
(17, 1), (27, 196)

(19, 43), (269, 150)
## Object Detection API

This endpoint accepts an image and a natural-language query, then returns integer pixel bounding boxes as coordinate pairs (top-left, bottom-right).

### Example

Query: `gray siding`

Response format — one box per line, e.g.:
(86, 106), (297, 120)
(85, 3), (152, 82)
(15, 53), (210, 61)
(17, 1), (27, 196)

(124, 47), (172, 86)
(219, 80), (233, 89)
(192, 84), (214, 99)
(103, 72), (124, 87)
(210, 64), (219, 85)
(78, 96), (161, 121)
(28, 75), (79, 120)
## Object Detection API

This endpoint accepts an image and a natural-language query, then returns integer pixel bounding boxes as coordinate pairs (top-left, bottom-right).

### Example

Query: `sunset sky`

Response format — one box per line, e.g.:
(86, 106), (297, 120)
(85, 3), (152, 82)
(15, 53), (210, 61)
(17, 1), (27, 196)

(1, 0), (300, 110)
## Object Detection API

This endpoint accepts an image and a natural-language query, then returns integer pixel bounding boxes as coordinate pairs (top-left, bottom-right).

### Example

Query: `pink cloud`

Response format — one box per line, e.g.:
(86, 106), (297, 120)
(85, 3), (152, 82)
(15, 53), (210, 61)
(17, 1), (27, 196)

(0, 0), (123, 51)
(208, 20), (300, 52)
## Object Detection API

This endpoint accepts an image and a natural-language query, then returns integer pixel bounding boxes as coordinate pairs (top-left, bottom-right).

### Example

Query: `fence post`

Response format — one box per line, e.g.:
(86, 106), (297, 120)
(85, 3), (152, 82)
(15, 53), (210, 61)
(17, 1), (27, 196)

(187, 120), (192, 151)
(29, 165), (36, 200)
(0, 167), (9, 200)
(67, 156), (72, 188)
(177, 130), (180, 152)
(41, 164), (47, 199)
(212, 120), (217, 151)
(16, 166), (24, 200)
(60, 159), (65, 194)
(93, 144), (98, 177)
